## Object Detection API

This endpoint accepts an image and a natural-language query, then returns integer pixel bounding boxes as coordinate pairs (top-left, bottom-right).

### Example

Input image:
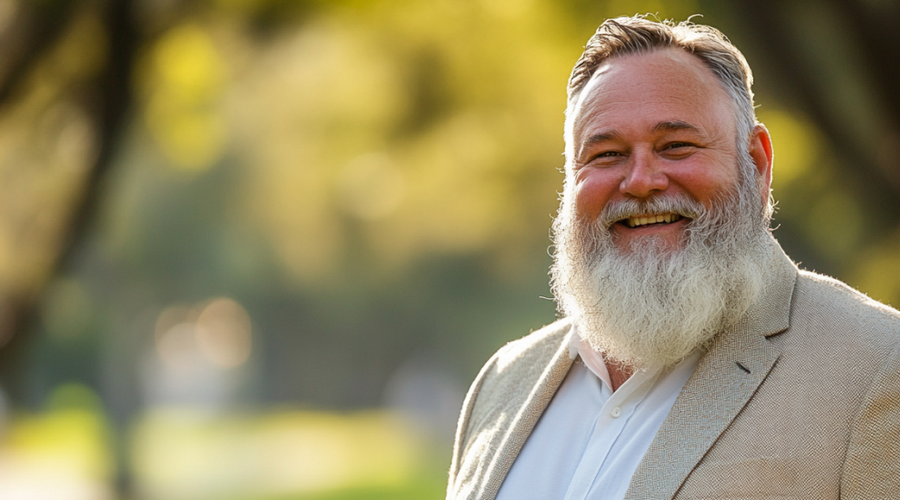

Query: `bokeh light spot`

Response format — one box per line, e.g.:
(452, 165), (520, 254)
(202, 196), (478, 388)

(156, 322), (200, 371)
(195, 298), (252, 369)
(153, 24), (224, 98)
(145, 23), (227, 171)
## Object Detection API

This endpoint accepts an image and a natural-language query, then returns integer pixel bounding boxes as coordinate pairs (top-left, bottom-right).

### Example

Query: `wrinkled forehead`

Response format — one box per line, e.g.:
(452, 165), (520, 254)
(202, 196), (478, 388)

(568, 48), (738, 146)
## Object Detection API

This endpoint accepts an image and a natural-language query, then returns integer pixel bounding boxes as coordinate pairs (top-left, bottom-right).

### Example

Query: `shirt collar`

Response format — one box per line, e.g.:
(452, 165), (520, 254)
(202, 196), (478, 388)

(569, 325), (614, 391)
(569, 324), (696, 393)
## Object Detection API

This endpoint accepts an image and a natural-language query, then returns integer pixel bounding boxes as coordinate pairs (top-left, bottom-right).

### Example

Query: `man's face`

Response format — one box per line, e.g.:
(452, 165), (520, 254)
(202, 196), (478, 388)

(569, 48), (745, 252)
(554, 47), (775, 367)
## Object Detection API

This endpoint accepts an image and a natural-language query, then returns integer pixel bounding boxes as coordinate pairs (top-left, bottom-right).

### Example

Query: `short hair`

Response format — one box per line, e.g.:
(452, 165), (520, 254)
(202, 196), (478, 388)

(564, 16), (758, 170)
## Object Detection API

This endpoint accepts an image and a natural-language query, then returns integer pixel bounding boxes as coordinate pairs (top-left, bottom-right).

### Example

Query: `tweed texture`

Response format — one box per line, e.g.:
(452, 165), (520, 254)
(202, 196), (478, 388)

(447, 319), (576, 500)
(447, 239), (900, 500)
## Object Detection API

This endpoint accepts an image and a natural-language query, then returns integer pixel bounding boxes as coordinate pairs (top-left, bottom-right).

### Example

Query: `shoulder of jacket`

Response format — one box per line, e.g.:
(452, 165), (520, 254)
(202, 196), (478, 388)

(790, 269), (900, 356)
(447, 317), (574, 491)
(459, 317), (574, 429)
(488, 317), (574, 373)
(796, 269), (900, 323)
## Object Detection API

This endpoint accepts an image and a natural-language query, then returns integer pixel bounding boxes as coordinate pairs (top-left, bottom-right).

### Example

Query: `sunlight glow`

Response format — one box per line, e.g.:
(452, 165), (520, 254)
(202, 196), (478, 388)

(196, 298), (252, 369)
(144, 24), (227, 171)
(155, 299), (252, 371)
(131, 409), (420, 499)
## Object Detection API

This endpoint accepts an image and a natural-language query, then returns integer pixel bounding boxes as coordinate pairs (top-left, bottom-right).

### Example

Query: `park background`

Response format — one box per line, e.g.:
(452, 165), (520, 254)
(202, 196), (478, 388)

(0, 0), (899, 498)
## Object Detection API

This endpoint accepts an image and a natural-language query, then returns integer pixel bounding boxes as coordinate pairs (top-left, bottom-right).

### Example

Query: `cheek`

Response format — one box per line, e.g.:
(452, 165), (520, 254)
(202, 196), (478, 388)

(573, 170), (619, 219)
(669, 159), (741, 204)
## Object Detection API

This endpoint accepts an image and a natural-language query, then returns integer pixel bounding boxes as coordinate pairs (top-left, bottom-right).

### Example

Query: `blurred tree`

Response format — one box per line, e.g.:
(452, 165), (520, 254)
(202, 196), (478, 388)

(0, 0), (135, 395)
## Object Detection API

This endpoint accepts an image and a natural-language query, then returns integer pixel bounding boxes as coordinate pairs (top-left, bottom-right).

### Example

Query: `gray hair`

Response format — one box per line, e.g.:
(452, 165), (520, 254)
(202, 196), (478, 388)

(564, 16), (758, 178)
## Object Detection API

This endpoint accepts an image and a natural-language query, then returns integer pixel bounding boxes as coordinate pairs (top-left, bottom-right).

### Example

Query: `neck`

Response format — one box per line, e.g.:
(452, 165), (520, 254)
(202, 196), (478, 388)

(605, 359), (635, 392)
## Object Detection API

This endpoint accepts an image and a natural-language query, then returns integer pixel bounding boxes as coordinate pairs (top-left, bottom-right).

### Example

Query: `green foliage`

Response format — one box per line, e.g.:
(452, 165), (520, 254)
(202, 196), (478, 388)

(239, 479), (445, 500)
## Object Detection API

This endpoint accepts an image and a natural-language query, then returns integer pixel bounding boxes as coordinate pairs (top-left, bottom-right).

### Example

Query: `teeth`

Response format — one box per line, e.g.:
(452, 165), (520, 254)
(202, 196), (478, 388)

(625, 213), (682, 228)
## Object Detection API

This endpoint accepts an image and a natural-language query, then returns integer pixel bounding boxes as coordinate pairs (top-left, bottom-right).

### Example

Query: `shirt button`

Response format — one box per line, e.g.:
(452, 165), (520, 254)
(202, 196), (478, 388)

(611, 406), (622, 418)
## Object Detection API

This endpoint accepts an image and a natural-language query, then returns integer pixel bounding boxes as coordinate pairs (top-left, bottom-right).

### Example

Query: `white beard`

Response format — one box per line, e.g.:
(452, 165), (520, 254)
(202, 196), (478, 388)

(550, 165), (773, 370)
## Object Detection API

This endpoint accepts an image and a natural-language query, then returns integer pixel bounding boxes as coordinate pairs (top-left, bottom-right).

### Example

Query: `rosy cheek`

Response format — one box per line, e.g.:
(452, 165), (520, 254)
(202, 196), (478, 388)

(673, 170), (737, 207)
(573, 171), (616, 220)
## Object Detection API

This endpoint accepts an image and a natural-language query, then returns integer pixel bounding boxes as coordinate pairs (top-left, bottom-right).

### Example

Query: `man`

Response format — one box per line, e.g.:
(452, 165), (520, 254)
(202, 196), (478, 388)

(446, 16), (900, 500)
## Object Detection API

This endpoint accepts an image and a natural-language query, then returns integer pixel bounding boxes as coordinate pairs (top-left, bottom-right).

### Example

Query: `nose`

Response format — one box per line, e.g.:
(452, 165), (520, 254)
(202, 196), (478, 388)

(619, 151), (668, 198)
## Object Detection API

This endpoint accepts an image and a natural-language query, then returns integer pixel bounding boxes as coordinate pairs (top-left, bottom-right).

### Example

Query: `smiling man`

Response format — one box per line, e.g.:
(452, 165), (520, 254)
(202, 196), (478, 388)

(446, 16), (900, 500)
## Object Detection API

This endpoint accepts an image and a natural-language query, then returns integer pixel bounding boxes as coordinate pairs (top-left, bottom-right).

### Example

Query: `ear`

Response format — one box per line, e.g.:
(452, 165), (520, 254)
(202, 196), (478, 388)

(748, 124), (773, 204)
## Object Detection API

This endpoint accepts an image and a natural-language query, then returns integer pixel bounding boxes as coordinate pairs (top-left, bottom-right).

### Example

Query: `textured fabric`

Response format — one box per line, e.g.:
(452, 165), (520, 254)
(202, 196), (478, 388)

(495, 349), (701, 500)
(447, 237), (900, 500)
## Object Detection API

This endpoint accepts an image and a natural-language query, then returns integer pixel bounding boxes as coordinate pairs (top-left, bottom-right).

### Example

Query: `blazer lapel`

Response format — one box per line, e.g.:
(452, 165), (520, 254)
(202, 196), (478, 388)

(478, 327), (577, 500)
(625, 240), (798, 499)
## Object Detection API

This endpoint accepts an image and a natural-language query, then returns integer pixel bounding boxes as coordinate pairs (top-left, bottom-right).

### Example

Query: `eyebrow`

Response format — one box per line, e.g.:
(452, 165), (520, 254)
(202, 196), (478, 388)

(581, 121), (700, 147)
(580, 130), (622, 150)
(575, 130), (621, 162)
(653, 120), (701, 133)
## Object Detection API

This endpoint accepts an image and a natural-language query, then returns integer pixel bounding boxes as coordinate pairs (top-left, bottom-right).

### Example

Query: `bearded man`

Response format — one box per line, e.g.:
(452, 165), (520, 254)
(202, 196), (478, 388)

(446, 16), (900, 500)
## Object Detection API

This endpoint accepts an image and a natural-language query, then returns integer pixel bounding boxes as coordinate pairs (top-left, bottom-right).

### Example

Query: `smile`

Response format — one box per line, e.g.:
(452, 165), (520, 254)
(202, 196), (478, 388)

(623, 213), (683, 228)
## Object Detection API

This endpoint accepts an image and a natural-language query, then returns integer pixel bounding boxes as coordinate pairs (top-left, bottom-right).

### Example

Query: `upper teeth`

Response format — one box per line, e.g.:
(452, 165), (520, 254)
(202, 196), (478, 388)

(625, 213), (682, 228)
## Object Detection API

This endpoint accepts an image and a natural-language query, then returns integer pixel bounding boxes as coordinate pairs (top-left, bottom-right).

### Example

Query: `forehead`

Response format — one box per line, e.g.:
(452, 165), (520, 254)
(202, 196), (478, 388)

(572, 48), (736, 143)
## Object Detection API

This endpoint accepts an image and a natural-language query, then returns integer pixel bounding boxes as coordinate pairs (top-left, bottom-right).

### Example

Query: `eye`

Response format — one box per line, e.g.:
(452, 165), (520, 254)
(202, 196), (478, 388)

(576, 146), (627, 169)
(588, 150), (624, 163)
(660, 141), (697, 158)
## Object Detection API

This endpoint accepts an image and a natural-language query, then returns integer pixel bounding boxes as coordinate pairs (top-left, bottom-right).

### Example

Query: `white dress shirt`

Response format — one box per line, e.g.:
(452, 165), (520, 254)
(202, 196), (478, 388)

(495, 332), (702, 500)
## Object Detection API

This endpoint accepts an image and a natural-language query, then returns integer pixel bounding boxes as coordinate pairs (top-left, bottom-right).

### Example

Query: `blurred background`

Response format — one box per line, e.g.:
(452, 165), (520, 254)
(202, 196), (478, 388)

(0, 0), (898, 498)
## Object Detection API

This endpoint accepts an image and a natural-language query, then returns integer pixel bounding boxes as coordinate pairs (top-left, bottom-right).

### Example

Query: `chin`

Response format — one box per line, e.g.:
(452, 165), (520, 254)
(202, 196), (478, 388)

(615, 233), (686, 256)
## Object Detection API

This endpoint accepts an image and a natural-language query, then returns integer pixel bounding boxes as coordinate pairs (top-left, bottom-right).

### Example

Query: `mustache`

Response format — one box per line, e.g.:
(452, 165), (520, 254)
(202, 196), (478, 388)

(597, 195), (706, 229)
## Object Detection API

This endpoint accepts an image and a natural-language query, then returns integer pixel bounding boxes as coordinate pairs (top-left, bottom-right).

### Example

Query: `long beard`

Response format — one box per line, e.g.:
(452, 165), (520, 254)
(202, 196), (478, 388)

(550, 169), (773, 370)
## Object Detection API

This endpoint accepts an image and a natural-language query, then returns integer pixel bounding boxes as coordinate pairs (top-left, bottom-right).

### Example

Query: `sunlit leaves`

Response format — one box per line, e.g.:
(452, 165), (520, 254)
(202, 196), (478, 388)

(142, 24), (228, 171)
(228, 0), (570, 284)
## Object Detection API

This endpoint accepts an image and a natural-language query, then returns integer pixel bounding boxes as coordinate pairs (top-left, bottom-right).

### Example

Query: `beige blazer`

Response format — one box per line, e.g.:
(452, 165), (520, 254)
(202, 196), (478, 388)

(447, 241), (900, 499)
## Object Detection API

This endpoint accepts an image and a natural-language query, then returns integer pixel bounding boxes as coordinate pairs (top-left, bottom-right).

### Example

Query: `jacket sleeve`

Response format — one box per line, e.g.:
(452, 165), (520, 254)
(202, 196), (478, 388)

(446, 347), (504, 500)
(840, 341), (900, 498)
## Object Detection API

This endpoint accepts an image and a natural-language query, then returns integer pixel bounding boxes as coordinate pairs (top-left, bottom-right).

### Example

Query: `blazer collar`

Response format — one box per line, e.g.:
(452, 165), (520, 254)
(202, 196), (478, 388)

(475, 322), (577, 500)
(625, 237), (798, 499)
